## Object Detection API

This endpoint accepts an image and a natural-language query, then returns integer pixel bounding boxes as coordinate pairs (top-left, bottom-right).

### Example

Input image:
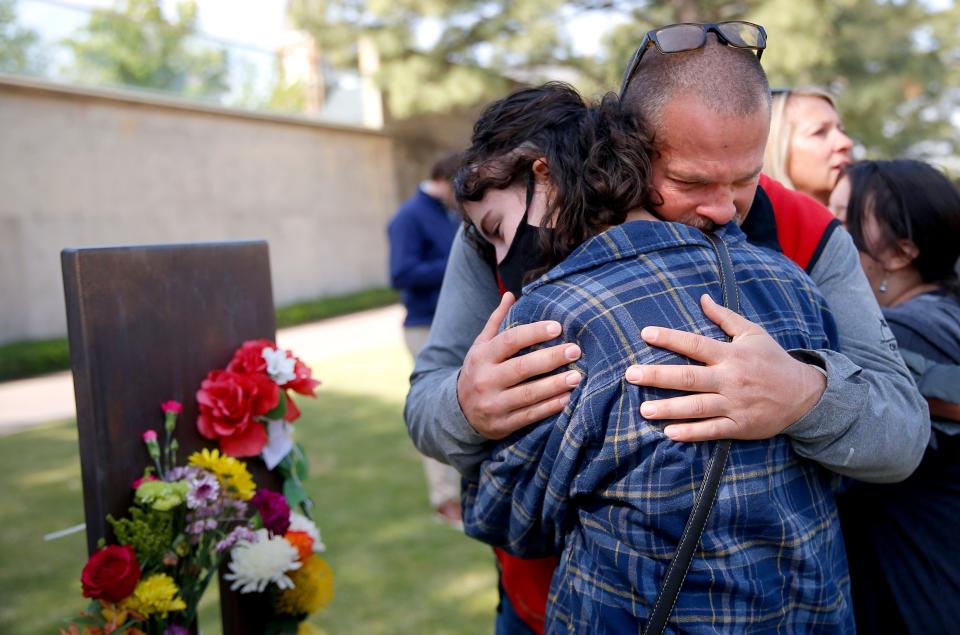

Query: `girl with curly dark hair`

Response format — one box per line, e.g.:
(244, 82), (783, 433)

(454, 82), (850, 633)
(454, 81), (658, 297)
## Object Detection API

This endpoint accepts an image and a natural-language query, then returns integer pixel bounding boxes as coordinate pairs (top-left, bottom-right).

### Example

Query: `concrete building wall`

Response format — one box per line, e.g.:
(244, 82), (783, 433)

(0, 76), (402, 344)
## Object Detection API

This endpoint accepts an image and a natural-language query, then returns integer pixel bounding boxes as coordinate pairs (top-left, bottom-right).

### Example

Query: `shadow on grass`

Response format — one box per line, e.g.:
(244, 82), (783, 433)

(0, 390), (498, 635)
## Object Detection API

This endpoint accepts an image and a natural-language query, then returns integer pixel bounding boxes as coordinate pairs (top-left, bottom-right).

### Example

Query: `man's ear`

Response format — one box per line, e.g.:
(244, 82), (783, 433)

(884, 239), (919, 272)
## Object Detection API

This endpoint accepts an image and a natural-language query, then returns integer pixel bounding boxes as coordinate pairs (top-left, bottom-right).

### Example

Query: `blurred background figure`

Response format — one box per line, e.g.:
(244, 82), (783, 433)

(763, 87), (853, 206)
(832, 158), (960, 634)
(387, 151), (464, 527)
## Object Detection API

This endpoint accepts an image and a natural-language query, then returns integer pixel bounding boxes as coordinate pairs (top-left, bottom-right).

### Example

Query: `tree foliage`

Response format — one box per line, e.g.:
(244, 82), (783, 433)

(65, 0), (228, 99)
(290, 0), (960, 159)
(752, 0), (959, 158)
(287, 0), (574, 118)
(0, 0), (43, 74)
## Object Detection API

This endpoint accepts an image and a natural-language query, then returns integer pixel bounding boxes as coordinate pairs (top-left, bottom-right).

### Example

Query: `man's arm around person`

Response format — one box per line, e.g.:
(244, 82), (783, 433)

(406, 212), (929, 483)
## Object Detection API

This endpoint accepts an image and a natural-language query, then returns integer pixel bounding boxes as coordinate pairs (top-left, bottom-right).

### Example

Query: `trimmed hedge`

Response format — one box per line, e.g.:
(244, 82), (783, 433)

(0, 338), (72, 383)
(274, 287), (399, 328)
(0, 288), (400, 383)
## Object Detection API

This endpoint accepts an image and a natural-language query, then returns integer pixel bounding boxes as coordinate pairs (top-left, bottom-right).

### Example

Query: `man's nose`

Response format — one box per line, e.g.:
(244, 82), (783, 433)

(698, 187), (738, 226)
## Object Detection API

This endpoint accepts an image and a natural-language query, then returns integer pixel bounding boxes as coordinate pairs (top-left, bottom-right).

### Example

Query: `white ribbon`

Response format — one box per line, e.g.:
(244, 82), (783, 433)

(261, 419), (295, 470)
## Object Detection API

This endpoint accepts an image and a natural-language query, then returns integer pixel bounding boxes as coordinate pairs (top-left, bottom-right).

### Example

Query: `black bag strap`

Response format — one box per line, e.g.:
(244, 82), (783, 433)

(642, 232), (738, 635)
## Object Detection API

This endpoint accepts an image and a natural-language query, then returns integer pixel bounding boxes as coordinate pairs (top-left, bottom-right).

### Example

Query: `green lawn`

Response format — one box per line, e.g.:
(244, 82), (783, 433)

(0, 342), (498, 634)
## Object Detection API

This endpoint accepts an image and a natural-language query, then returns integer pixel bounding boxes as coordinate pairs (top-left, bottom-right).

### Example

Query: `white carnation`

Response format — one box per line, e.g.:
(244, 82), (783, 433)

(261, 347), (297, 385)
(224, 529), (301, 593)
(289, 511), (326, 553)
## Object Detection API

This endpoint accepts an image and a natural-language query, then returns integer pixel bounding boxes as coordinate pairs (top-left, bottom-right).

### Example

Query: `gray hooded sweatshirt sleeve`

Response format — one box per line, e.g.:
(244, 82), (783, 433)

(404, 225), (929, 482)
(780, 228), (928, 481)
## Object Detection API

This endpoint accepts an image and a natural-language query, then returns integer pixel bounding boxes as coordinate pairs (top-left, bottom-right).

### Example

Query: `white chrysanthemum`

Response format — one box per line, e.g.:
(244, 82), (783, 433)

(289, 511), (326, 553)
(261, 347), (297, 385)
(224, 529), (301, 593)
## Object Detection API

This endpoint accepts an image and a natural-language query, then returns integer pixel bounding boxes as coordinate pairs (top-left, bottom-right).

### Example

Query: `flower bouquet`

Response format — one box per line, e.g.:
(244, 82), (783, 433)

(197, 339), (319, 514)
(64, 341), (332, 635)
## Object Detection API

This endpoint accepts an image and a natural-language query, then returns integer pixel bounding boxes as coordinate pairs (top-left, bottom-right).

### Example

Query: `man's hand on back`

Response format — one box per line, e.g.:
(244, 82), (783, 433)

(625, 294), (827, 441)
(457, 293), (583, 440)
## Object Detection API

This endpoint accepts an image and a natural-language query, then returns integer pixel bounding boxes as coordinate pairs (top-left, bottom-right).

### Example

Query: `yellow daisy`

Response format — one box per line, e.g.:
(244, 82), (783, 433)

(188, 448), (256, 500)
(119, 574), (186, 618)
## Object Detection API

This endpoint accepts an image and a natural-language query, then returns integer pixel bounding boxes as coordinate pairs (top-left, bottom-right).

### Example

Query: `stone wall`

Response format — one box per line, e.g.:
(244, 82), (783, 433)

(0, 76), (406, 344)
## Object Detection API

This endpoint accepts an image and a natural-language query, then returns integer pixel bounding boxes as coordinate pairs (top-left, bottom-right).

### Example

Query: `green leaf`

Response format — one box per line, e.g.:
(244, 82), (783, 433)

(275, 453), (295, 481)
(263, 390), (288, 420)
(283, 477), (309, 510)
(73, 606), (101, 625)
(293, 442), (310, 481)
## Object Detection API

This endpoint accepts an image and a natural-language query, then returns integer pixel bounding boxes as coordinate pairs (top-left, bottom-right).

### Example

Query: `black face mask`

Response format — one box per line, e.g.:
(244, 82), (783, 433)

(497, 172), (550, 298)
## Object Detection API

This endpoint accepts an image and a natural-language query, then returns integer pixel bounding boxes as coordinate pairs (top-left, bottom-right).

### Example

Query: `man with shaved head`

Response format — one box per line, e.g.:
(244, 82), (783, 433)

(621, 28), (774, 232)
(406, 23), (926, 633)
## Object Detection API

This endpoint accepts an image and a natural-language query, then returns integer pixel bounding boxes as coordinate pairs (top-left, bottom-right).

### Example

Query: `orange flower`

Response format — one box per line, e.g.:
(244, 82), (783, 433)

(285, 530), (314, 561)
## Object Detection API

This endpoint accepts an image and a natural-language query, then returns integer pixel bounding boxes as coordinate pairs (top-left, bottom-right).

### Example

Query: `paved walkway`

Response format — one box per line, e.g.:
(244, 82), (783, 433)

(0, 304), (406, 436)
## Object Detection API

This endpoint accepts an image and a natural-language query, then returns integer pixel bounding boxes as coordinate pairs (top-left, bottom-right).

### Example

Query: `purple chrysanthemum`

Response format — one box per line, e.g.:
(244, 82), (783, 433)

(166, 465), (200, 482)
(186, 520), (207, 535)
(186, 471), (220, 510)
(224, 498), (248, 518)
(216, 525), (258, 553)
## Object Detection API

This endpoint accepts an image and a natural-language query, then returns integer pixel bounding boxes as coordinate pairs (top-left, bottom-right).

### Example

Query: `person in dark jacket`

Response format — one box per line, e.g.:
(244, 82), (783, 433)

(387, 152), (464, 526)
(831, 159), (960, 634)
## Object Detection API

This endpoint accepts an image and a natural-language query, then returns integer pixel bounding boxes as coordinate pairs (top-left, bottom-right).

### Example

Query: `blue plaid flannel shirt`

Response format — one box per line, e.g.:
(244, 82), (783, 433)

(463, 221), (853, 633)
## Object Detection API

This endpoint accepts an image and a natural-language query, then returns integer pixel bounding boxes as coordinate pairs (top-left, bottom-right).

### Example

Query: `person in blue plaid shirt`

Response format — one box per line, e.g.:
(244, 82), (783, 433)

(455, 77), (853, 633)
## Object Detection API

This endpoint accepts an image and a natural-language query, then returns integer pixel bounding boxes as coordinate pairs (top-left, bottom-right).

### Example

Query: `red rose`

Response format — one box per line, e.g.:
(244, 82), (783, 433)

(196, 369), (280, 457)
(226, 339), (275, 376)
(81, 545), (140, 602)
(283, 358), (320, 397)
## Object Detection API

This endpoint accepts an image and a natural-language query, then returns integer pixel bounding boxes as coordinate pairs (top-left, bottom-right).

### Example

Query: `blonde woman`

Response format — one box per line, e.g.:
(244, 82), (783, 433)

(763, 87), (853, 206)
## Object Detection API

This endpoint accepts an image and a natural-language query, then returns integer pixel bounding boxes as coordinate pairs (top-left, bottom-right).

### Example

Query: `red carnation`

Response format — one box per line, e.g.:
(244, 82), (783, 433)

(131, 474), (159, 489)
(81, 545), (140, 602)
(160, 400), (182, 414)
(196, 369), (280, 457)
(283, 358), (321, 397)
(251, 489), (291, 536)
(226, 339), (276, 376)
(284, 391), (301, 423)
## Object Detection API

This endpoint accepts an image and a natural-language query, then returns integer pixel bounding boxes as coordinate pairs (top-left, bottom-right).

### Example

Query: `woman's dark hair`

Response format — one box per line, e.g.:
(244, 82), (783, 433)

(454, 82), (657, 280)
(845, 159), (960, 298)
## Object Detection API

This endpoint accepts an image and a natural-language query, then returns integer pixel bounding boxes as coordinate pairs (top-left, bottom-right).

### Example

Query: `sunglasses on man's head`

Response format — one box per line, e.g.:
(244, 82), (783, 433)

(619, 21), (767, 96)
